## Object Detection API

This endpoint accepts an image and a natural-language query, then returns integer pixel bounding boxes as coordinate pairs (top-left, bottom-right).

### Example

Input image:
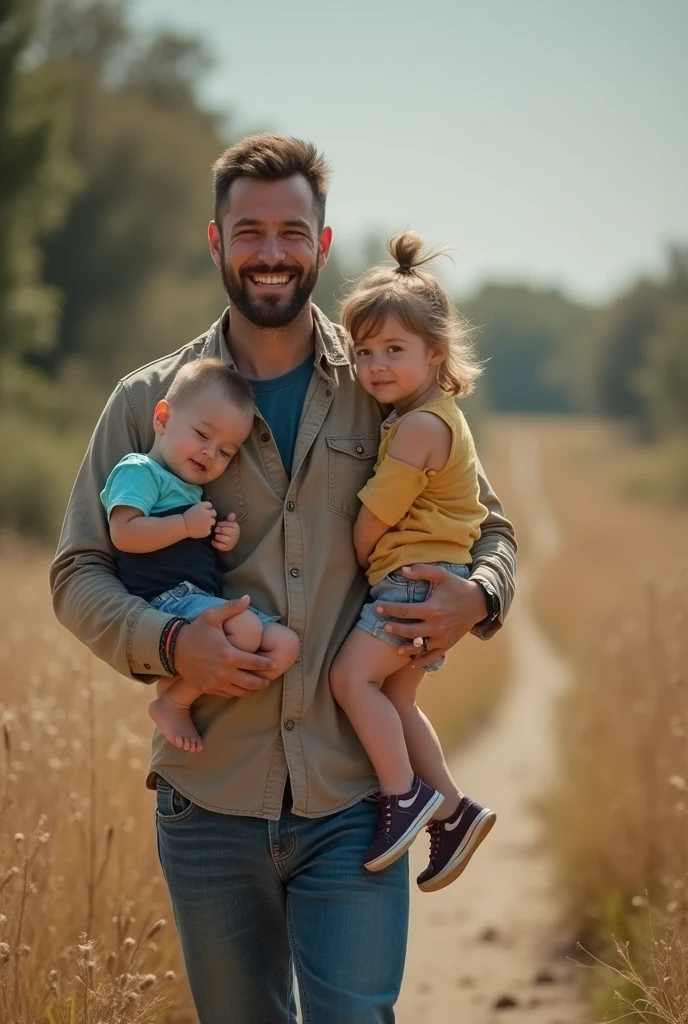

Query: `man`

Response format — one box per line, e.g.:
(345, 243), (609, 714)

(51, 134), (516, 1023)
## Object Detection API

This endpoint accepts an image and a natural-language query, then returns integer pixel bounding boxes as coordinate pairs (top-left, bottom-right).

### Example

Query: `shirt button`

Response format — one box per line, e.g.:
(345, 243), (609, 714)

(356, 445), (364, 454)
(284, 719), (295, 730)
(290, 567), (300, 578)
(325, 388), (332, 397)
(261, 432), (270, 442)
(144, 663), (151, 670)
(286, 500), (295, 511)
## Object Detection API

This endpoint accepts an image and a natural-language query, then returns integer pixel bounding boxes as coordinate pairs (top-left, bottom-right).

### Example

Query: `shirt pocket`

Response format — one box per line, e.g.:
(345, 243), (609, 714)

(326, 434), (379, 521)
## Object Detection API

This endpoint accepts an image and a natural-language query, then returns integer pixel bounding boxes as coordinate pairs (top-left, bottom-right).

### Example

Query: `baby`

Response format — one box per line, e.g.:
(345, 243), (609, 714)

(100, 358), (299, 751)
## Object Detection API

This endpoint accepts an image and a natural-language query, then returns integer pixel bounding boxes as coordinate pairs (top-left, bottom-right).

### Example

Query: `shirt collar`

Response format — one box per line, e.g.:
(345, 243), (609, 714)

(201, 304), (351, 382)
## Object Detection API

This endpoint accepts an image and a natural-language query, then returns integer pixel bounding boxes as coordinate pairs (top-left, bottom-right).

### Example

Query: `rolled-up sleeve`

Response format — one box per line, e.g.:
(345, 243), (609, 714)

(358, 455), (429, 527)
(50, 383), (176, 681)
(468, 458), (517, 640)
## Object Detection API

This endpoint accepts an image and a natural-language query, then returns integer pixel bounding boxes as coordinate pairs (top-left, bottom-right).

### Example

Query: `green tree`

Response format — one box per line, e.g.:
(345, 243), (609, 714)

(0, 0), (77, 392)
(466, 283), (593, 413)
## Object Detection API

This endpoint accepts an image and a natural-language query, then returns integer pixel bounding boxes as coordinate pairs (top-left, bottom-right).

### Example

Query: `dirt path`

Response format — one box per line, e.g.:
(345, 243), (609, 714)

(396, 430), (590, 1023)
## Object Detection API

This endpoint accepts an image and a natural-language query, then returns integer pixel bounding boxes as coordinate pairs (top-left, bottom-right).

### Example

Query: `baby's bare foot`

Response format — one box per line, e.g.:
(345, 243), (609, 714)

(148, 694), (203, 752)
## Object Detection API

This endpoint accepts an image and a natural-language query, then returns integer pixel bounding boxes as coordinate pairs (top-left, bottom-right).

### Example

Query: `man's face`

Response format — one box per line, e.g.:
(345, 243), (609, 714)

(209, 175), (332, 328)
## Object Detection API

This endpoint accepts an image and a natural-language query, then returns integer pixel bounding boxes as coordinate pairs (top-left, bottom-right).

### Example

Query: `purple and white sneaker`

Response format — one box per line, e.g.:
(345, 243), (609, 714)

(364, 776), (445, 872)
(417, 795), (496, 892)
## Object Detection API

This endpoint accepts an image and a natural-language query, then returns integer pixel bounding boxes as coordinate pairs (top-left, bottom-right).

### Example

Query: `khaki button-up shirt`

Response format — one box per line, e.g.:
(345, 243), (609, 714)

(51, 306), (516, 819)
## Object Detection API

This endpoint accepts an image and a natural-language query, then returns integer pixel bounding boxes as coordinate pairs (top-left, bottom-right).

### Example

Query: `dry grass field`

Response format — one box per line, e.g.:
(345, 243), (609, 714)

(505, 417), (688, 1020)
(0, 441), (510, 1024)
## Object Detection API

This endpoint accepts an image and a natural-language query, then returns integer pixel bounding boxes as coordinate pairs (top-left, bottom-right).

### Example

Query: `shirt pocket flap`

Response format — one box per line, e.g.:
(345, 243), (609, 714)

(326, 435), (379, 460)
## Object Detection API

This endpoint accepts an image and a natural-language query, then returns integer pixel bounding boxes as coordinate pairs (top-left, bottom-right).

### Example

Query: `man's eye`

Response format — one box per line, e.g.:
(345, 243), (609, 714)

(284, 231), (306, 240)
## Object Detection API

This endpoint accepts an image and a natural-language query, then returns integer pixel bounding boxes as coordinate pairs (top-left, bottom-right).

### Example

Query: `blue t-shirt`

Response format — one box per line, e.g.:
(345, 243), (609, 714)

(100, 453), (220, 602)
(100, 453), (202, 517)
(247, 353), (314, 477)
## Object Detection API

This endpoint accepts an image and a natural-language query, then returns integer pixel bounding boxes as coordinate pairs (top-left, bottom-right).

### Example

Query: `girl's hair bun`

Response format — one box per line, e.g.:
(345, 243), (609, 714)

(388, 232), (424, 275)
(387, 231), (447, 275)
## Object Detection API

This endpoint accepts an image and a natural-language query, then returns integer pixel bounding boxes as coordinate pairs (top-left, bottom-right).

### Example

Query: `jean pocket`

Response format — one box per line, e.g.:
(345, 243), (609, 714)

(156, 777), (196, 823)
(326, 435), (378, 521)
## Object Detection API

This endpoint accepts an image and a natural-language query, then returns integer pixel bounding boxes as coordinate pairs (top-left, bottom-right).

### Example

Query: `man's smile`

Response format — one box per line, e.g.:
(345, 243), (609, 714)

(246, 272), (297, 288)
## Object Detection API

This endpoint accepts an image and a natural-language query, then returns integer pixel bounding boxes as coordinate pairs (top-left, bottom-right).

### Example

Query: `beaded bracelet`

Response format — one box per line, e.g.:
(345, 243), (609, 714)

(159, 616), (186, 675)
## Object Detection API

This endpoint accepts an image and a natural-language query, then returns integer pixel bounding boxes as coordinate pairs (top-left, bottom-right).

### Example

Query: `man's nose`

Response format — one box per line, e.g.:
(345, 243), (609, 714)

(258, 234), (286, 265)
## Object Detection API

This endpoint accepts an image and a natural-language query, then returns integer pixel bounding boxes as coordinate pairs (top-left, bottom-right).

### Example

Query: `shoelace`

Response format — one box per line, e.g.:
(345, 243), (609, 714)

(375, 795), (394, 836)
(426, 821), (441, 864)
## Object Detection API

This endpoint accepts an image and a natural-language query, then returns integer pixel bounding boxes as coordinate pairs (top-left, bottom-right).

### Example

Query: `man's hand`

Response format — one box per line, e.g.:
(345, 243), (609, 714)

(173, 596), (277, 696)
(374, 564), (489, 670)
(212, 512), (240, 552)
(183, 501), (217, 538)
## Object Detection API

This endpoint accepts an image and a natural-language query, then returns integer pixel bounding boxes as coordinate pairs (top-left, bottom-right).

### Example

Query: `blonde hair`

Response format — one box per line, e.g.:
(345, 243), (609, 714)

(340, 232), (481, 396)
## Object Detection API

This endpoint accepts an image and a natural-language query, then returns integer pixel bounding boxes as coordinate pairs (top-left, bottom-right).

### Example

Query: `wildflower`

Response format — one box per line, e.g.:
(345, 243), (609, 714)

(139, 974), (156, 990)
(123, 937), (136, 950)
(14, 833), (25, 843)
(165, 970), (176, 982)
(668, 775), (686, 792)
(0, 942), (10, 962)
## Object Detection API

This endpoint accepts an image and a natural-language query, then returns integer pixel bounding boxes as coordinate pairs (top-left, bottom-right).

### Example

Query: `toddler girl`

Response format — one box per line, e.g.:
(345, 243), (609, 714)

(101, 359), (299, 752)
(330, 233), (496, 892)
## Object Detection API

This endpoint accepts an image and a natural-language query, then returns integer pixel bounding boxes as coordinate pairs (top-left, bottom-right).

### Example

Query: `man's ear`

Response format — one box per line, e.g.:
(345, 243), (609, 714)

(208, 220), (223, 268)
(153, 400), (171, 436)
(317, 226), (333, 271)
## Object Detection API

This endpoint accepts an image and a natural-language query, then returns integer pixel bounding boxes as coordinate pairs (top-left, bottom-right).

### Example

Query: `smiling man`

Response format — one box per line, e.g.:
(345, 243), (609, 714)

(51, 134), (516, 1023)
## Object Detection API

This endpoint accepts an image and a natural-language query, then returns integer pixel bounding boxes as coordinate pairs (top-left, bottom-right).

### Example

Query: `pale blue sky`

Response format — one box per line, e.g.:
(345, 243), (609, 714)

(130, 0), (687, 302)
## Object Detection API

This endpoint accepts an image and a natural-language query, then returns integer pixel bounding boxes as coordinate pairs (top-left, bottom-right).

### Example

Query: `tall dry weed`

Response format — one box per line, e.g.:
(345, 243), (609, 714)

(0, 540), (189, 1023)
(519, 418), (688, 1018)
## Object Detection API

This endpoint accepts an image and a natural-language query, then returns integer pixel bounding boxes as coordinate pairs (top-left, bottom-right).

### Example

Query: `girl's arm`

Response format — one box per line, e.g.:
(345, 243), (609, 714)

(354, 413), (451, 567)
(109, 501), (216, 553)
(353, 506), (391, 567)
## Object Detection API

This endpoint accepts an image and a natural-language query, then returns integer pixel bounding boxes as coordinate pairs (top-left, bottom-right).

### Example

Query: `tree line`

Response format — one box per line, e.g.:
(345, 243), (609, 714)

(1, 0), (686, 537)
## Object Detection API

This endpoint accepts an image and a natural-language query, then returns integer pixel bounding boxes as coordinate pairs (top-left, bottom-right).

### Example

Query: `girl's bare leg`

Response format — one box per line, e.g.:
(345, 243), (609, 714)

(330, 630), (415, 795)
(382, 664), (464, 819)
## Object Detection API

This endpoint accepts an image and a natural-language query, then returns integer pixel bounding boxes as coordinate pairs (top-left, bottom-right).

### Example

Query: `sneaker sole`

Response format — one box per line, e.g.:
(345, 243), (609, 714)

(365, 791), (445, 872)
(417, 808), (497, 892)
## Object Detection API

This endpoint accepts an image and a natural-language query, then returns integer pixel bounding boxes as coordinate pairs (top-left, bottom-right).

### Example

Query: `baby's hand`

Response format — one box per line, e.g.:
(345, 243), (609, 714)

(212, 512), (240, 552)
(183, 501), (217, 538)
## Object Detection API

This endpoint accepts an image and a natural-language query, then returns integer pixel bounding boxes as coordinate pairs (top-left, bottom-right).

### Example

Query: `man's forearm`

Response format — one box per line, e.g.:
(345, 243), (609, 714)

(50, 550), (175, 681)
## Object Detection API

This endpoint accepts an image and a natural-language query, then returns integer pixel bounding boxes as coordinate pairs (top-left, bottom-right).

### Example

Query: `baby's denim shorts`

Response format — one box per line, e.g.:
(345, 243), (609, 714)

(150, 581), (279, 630)
(356, 562), (471, 673)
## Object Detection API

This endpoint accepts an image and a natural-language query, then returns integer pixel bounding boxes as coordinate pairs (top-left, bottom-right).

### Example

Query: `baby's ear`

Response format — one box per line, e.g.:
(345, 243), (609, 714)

(153, 399), (171, 435)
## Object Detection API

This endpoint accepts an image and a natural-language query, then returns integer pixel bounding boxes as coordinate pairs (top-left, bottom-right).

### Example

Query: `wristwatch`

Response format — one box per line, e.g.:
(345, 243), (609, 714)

(473, 577), (500, 626)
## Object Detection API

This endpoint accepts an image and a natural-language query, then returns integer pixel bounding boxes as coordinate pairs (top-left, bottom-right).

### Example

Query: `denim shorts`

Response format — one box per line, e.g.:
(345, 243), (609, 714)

(355, 562), (471, 673)
(150, 581), (279, 631)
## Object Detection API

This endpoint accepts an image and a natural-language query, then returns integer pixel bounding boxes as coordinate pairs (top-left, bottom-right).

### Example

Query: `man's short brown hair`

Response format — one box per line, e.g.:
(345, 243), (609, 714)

(212, 133), (331, 230)
(166, 359), (254, 414)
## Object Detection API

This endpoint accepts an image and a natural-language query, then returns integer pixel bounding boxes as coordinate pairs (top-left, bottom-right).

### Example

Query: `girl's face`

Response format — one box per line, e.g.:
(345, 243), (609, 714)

(352, 315), (443, 408)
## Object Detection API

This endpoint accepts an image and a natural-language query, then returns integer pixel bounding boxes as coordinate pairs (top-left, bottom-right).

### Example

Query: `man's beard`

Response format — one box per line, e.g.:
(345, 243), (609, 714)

(221, 254), (319, 328)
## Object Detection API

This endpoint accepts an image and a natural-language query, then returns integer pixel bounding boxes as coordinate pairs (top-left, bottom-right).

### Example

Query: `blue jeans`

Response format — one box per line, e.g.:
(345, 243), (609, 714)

(356, 562), (471, 671)
(156, 778), (409, 1023)
(150, 580), (279, 630)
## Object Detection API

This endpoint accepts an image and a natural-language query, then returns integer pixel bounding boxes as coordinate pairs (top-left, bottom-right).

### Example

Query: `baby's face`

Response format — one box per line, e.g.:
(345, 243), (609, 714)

(156, 385), (254, 486)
